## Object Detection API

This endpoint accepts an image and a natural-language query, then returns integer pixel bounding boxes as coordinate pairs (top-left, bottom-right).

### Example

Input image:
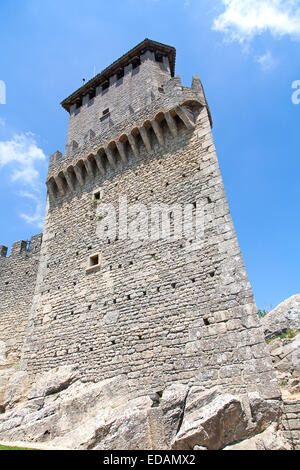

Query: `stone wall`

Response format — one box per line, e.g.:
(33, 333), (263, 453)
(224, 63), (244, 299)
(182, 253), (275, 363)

(65, 51), (171, 159)
(20, 80), (278, 400)
(282, 400), (300, 449)
(0, 234), (42, 369)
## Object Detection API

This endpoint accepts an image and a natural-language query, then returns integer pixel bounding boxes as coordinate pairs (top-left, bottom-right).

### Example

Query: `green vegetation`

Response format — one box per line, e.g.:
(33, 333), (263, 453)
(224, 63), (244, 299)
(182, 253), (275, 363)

(0, 445), (35, 451)
(266, 329), (300, 344)
(257, 309), (268, 319)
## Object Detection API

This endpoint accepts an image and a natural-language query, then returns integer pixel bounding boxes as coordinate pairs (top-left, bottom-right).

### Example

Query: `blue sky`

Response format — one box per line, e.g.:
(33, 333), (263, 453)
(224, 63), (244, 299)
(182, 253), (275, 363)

(0, 0), (299, 310)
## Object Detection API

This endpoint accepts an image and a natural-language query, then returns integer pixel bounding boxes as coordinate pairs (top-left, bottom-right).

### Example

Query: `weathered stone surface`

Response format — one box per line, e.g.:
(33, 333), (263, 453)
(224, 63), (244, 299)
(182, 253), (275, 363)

(27, 365), (78, 399)
(0, 341), (6, 366)
(223, 424), (292, 450)
(172, 387), (249, 450)
(262, 294), (300, 339)
(0, 375), (286, 450)
(248, 392), (281, 433)
(0, 236), (42, 369)
(171, 387), (282, 450)
(161, 383), (189, 447)
(266, 328), (299, 397)
(4, 371), (29, 409)
(0, 369), (14, 410)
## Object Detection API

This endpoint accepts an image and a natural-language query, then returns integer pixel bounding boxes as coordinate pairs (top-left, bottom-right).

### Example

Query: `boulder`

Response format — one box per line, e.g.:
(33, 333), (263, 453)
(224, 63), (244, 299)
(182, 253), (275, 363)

(51, 395), (152, 450)
(4, 371), (29, 409)
(0, 369), (15, 411)
(161, 383), (189, 446)
(248, 392), (281, 432)
(27, 365), (78, 399)
(262, 294), (300, 339)
(171, 387), (282, 450)
(171, 387), (250, 450)
(223, 423), (292, 450)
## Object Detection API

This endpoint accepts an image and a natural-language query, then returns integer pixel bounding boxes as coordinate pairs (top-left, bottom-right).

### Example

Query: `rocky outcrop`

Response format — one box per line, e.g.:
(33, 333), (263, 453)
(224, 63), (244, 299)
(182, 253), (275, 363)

(260, 294), (300, 449)
(223, 424), (292, 450)
(262, 294), (300, 340)
(261, 295), (299, 399)
(0, 366), (287, 450)
(268, 335), (300, 397)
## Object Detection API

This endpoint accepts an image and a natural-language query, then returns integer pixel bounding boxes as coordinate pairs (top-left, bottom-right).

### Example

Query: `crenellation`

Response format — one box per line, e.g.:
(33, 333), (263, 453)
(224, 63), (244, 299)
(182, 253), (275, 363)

(0, 245), (8, 257)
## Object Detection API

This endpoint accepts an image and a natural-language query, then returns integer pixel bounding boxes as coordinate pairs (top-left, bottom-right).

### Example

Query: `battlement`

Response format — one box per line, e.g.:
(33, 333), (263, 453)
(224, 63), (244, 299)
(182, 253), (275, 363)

(47, 76), (210, 202)
(0, 233), (43, 259)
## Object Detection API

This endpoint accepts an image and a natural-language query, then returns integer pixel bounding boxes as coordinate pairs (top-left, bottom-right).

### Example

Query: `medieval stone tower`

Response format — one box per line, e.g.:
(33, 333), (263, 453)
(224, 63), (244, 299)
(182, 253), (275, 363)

(1, 39), (278, 402)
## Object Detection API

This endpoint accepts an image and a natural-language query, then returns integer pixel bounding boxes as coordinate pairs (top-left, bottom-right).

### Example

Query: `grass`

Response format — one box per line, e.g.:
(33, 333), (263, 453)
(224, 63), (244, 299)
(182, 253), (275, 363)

(266, 329), (300, 344)
(0, 445), (35, 451)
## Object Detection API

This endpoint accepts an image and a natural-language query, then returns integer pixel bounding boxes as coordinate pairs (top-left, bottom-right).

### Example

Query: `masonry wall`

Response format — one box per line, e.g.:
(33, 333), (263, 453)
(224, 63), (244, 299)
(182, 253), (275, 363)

(20, 96), (279, 400)
(65, 51), (171, 153)
(282, 400), (300, 450)
(0, 234), (42, 369)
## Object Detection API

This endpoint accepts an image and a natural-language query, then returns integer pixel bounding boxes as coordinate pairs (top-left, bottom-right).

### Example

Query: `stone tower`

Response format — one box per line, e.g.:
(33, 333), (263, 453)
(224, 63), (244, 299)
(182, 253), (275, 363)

(20, 39), (279, 400)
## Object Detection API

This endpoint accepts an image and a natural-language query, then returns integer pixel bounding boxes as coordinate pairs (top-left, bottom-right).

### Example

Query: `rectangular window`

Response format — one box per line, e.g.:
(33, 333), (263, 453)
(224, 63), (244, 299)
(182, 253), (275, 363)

(76, 98), (83, 109)
(89, 89), (96, 100)
(117, 68), (124, 80)
(86, 253), (101, 273)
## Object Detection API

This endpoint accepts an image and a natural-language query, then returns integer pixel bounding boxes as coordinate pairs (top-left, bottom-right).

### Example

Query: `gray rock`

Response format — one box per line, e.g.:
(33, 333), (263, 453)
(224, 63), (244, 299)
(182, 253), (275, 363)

(28, 365), (78, 399)
(161, 383), (189, 447)
(262, 294), (300, 339)
(171, 387), (250, 450)
(248, 392), (281, 432)
(4, 371), (29, 409)
(0, 341), (6, 365)
(223, 424), (292, 450)
(0, 369), (15, 411)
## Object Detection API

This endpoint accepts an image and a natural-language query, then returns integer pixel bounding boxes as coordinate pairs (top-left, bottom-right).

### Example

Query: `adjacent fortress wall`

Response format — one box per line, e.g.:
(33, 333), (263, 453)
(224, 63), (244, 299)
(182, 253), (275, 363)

(20, 78), (278, 399)
(0, 234), (42, 369)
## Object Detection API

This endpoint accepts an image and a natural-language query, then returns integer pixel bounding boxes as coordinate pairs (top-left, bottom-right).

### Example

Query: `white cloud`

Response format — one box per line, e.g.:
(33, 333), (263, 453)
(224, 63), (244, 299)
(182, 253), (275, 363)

(19, 200), (45, 229)
(0, 132), (47, 228)
(213, 0), (300, 42)
(256, 50), (277, 71)
(0, 132), (46, 185)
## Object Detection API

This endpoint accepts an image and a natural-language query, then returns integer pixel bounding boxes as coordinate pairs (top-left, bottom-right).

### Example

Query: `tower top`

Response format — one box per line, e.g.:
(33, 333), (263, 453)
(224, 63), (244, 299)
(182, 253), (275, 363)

(61, 39), (176, 112)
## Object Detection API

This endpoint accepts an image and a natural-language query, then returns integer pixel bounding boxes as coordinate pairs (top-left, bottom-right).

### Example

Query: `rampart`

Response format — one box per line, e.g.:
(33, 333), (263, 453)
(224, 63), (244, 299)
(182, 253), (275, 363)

(0, 234), (42, 369)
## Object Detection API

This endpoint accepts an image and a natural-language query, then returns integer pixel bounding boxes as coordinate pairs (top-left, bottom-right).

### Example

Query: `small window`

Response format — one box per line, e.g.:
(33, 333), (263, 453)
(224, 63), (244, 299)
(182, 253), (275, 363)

(75, 98), (83, 109)
(94, 191), (100, 201)
(86, 253), (101, 272)
(102, 81), (109, 91)
(155, 52), (163, 63)
(132, 56), (141, 69)
(100, 108), (110, 122)
(117, 68), (124, 80)
(89, 89), (96, 100)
